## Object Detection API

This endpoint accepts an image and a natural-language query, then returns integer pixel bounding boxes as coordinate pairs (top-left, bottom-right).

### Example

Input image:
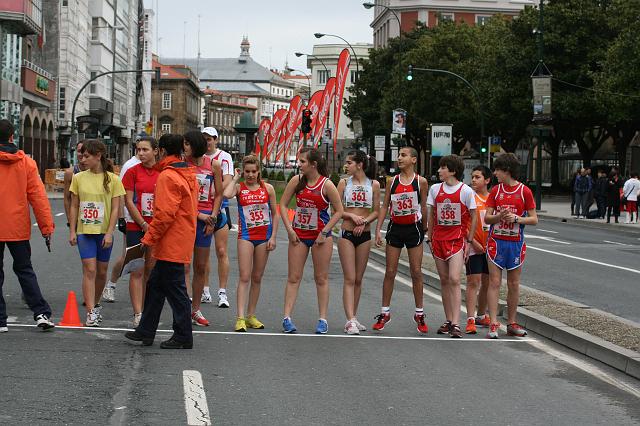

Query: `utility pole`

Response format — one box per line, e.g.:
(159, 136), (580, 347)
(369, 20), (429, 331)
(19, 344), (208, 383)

(534, 0), (546, 210)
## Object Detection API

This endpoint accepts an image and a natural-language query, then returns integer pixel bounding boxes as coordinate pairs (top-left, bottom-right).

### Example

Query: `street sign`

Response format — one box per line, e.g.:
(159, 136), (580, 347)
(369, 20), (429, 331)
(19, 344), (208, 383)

(431, 124), (452, 157)
(392, 109), (406, 135)
(374, 135), (385, 150)
(391, 148), (398, 161)
(532, 76), (552, 119)
(490, 136), (501, 153)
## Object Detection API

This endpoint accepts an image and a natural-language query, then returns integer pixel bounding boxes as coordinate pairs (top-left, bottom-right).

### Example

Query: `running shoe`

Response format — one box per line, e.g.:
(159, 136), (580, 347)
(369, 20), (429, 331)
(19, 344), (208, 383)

(191, 310), (210, 327)
(372, 313), (391, 331)
(35, 314), (55, 331)
(465, 318), (477, 334)
(414, 313), (428, 334)
(0, 326), (7, 333)
(235, 317), (247, 332)
(475, 314), (491, 327)
(133, 313), (142, 328)
(94, 304), (103, 323)
(486, 323), (500, 339)
(201, 291), (212, 304)
(282, 317), (297, 333)
(354, 318), (367, 332)
(217, 291), (229, 308)
(85, 310), (99, 327)
(507, 323), (528, 337)
(450, 324), (463, 338)
(345, 320), (360, 335)
(315, 319), (328, 334)
(437, 320), (451, 334)
(245, 315), (265, 329)
(102, 286), (115, 303)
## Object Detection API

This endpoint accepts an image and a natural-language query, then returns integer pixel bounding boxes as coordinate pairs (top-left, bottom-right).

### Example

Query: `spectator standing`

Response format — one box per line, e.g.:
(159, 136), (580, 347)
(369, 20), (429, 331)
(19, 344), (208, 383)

(594, 170), (608, 219)
(574, 169), (591, 218)
(622, 172), (640, 223)
(606, 169), (623, 223)
(0, 119), (55, 333)
(570, 169), (580, 215)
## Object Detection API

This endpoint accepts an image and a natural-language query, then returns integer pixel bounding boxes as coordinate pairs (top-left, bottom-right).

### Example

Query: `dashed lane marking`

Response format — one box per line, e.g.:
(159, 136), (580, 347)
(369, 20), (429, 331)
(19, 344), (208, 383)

(527, 245), (640, 275)
(183, 370), (211, 426)
(537, 229), (559, 234)
(55, 213), (64, 217)
(527, 234), (571, 245)
(603, 240), (628, 246)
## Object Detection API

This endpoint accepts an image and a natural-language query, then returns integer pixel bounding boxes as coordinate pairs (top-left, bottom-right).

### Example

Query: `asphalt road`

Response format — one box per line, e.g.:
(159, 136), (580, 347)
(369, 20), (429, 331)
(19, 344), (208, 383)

(1, 200), (639, 425)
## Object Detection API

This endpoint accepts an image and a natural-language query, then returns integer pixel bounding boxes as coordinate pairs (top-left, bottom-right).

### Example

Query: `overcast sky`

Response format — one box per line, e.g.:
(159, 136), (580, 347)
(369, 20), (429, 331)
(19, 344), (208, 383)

(147, 0), (374, 73)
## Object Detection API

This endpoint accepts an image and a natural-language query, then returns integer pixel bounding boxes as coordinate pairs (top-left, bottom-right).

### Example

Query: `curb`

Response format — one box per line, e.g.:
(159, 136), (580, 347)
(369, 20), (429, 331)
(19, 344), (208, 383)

(537, 212), (640, 235)
(369, 247), (640, 380)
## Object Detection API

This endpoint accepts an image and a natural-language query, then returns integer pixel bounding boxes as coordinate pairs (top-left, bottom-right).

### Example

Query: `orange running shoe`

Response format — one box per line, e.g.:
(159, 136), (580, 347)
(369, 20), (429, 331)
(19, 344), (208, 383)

(465, 318), (477, 334)
(507, 323), (527, 337)
(476, 314), (491, 327)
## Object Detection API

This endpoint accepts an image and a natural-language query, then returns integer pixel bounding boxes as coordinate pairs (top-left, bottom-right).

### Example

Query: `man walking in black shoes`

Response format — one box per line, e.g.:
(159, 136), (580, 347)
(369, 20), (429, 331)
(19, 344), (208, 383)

(0, 119), (55, 333)
(124, 133), (199, 349)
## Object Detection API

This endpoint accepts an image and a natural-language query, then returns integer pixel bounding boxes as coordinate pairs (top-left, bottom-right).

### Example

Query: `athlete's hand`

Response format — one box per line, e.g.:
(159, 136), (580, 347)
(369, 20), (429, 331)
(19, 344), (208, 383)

(463, 241), (471, 262)
(353, 224), (365, 237)
(141, 222), (150, 233)
(204, 224), (214, 236)
(69, 231), (77, 246)
(352, 215), (366, 226)
(197, 213), (211, 223)
(102, 233), (113, 249)
(315, 233), (327, 245)
(375, 231), (383, 247)
(287, 229), (300, 245)
(267, 237), (277, 251)
(234, 168), (242, 180)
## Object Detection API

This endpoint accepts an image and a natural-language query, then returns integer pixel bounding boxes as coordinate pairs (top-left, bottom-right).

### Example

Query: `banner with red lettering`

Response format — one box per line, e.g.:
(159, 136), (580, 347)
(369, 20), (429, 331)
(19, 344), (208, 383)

(313, 77), (336, 147)
(265, 109), (288, 160)
(307, 90), (324, 139)
(277, 96), (303, 161)
(333, 48), (351, 153)
(256, 118), (271, 157)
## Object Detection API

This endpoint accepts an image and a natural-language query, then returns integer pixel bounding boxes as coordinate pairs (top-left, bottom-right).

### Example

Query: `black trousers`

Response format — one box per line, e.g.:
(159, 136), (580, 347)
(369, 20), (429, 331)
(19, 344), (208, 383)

(136, 260), (192, 343)
(0, 240), (52, 326)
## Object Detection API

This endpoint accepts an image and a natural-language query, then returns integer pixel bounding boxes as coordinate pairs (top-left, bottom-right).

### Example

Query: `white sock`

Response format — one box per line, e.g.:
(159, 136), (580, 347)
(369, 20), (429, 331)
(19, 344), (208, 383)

(415, 308), (424, 315)
(203, 286), (210, 295)
(468, 316), (475, 321)
(218, 288), (226, 295)
(381, 306), (390, 313)
(107, 280), (116, 289)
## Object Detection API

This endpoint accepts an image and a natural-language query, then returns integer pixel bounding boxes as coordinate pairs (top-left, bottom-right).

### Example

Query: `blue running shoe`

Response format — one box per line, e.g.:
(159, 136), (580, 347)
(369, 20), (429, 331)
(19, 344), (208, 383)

(282, 317), (297, 333)
(315, 319), (328, 334)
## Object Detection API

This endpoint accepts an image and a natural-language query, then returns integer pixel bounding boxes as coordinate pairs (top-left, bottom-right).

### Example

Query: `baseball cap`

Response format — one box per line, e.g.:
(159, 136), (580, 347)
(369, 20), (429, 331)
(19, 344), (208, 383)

(202, 127), (218, 138)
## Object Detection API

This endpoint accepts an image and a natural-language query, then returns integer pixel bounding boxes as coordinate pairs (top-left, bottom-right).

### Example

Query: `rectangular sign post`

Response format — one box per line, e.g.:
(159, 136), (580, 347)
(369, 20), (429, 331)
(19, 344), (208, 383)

(431, 124), (452, 157)
(374, 135), (385, 150)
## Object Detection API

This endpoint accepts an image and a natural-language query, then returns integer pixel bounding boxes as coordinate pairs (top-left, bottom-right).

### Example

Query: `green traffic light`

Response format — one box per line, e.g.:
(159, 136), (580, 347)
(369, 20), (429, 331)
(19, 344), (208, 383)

(406, 75), (413, 81)
(481, 147), (487, 153)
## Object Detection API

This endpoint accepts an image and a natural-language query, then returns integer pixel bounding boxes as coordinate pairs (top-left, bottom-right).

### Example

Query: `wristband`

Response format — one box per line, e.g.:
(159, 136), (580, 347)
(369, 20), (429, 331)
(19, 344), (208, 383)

(66, 222), (70, 228)
(514, 216), (519, 224)
(323, 231), (332, 237)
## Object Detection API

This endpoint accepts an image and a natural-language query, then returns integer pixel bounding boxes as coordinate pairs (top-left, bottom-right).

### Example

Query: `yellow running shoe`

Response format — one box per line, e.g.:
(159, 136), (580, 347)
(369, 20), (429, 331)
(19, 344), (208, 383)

(245, 315), (265, 329)
(235, 317), (247, 332)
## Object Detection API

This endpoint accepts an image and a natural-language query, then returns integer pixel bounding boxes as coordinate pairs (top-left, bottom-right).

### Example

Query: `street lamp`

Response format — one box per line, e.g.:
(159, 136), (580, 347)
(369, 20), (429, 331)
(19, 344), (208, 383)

(313, 33), (359, 82)
(285, 66), (312, 100)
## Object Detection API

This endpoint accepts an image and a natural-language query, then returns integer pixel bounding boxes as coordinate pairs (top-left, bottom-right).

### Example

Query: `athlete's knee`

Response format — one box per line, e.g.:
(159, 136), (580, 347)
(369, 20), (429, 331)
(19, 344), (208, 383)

(215, 246), (228, 259)
(353, 277), (363, 288)
(343, 277), (356, 287)
(384, 266), (398, 277)
(313, 272), (328, 284)
(506, 279), (520, 289)
(250, 273), (263, 285)
(409, 266), (422, 281)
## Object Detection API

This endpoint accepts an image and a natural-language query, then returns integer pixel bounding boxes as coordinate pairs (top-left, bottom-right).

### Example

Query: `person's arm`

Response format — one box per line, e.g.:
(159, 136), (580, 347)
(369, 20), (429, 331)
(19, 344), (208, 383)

(63, 168), (73, 226)
(141, 173), (182, 247)
(26, 159), (55, 237)
(375, 182), (392, 247)
(69, 192), (79, 246)
(223, 168), (241, 199)
(419, 176), (429, 233)
(102, 193), (120, 249)
(363, 180), (381, 226)
(280, 176), (299, 244)
(266, 183), (279, 251)
(210, 159), (223, 223)
(125, 190), (148, 233)
(315, 180), (343, 244)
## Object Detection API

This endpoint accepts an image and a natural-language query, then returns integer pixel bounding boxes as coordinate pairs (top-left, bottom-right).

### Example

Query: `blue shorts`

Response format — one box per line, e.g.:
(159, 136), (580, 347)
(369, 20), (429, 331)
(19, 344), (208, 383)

(487, 236), (526, 270)
(246, 239), (268, 247)
(300, 239), (316, 248)
(126, 230), (144, 248)
(214, 211), (229, 232)
(195, 210), (214, 248)
(77, 234), (114, 262)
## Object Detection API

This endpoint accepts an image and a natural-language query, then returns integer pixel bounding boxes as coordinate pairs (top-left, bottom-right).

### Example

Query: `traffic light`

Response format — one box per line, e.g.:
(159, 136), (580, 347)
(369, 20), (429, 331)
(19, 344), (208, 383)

(301, 109), (313, 134)
(480, 139), (488, 154)
(407, 64), (413, 81)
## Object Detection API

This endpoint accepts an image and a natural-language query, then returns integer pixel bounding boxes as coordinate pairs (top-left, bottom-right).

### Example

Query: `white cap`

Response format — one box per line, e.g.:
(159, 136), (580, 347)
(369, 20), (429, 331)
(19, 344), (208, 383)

(202, 127), (218, 138)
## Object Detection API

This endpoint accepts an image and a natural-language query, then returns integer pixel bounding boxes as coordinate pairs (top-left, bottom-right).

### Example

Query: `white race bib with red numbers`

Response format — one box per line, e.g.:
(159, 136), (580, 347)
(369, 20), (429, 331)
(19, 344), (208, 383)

(242, 203), (270, 229)
(293, 207), (318, 230)
(80, 201), (105, 225)
(196, 174), (211, 203)
(346, 185), (372, 208)
(436, 203), (461, 226)
(390, 192), (418, 217)
(141, 193), (154, 217)
(494, 220), (519, 237)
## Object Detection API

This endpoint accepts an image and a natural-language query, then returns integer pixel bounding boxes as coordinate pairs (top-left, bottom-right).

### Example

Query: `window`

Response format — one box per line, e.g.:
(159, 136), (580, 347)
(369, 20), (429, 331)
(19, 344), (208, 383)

(439, 13), (454, 23)
(476, 15), (491, 26)
(91, 18), (99, 40)
(351, 70), (359, 84)
(59, 87), (66, 111)
(318, 70), (331, 85)
(62, 0), (67, 6)
(161, 123), (171, 133)
(162, 92), (172, 110)
(89, 71), (97, 94)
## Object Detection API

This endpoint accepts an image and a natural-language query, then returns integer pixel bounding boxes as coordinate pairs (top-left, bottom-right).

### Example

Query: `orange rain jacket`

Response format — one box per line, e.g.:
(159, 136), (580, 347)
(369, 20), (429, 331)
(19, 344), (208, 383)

(0, 144), (54, 241)
(141, 155), (198, 264)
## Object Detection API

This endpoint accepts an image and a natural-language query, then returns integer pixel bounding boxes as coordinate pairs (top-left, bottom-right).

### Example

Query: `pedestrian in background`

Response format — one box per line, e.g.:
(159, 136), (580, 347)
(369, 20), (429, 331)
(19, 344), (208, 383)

(125, 133), (199, 349)
(606, 168), (623, 223)
(622, 171), (640, 223)
(594, 170), (608, 219)
(570, 169), (580, 216)
(0, 119), (55, 333)
(574, 168), (591, 218)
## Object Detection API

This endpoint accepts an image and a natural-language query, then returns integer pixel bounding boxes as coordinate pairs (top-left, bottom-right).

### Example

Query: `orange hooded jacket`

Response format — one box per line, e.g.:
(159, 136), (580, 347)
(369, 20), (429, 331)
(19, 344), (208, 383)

(0, 144), (54, 241)
(141, 155), (198, 264)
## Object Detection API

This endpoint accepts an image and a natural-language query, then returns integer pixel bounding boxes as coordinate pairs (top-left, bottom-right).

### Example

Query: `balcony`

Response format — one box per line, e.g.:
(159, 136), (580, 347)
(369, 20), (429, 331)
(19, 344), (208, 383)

(0, 0), (42, 35)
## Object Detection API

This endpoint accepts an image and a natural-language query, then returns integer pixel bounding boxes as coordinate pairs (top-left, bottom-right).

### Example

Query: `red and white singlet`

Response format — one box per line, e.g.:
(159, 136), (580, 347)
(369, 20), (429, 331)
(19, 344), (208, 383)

(293, 176), (330, 240)
(237, 182), (272, 241)
(389, 173), (421, 225)
(487, 182), (535, 242)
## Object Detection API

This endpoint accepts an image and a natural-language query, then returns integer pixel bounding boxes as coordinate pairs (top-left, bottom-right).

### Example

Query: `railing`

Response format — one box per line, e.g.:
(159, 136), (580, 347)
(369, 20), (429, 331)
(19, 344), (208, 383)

(22, 59), (54, 80)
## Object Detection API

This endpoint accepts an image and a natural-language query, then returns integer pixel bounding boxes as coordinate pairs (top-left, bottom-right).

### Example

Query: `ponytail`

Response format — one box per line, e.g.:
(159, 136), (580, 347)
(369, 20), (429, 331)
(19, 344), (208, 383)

(347, 150), (377, 180)
(295, 147), (328, 194)
(80, 139), (112, 192)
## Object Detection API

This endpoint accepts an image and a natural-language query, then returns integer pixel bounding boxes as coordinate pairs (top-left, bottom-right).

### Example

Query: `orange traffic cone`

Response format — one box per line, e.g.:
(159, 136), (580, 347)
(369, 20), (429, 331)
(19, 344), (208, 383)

(287, 208), (295, 222)
(59, 291), (83, 327)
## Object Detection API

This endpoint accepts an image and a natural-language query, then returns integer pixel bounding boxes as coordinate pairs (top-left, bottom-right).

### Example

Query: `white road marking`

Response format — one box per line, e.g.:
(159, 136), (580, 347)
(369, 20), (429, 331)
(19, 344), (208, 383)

(55, 213), (64, 217)
(603, 240), (628, 246)
(183, 370), (211, 426)
(527, 245), (640, 275)
(7, 316), (18, 323)
(526, 234), (571, 245)
(32, 223), (38, 226)
(537, 229), (558, 234)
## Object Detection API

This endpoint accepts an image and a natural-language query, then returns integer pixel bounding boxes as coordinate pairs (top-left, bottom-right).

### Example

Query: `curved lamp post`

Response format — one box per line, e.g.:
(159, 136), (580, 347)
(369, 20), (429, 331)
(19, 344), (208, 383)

(313, 33), (359, 82)
(285, 66), (312, 100)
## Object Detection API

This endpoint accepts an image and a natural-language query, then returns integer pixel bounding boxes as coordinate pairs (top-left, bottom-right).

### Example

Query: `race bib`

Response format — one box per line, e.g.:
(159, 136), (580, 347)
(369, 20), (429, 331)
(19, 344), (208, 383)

(80, 201), (105, 226)
(391, 192), (418, 217)
(293, 207), (318, 230)
(480, 210), (490, 232)
(346, 186), (372, 208)
(494, 220), (519, 237)
(436, 203), (461, 226)
(141, 193), (154, 217)
(242, 203), (270, 229)
(196, 173), (211, 203)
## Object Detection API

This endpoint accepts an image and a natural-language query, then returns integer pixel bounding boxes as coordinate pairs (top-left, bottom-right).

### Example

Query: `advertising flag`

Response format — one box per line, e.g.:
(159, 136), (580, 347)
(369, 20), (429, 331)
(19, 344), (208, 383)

(333, 49), (351, 152)
(276, 96), (303, 161)
(265, 109), (289, 160)
(306, 90), (324, 139)
(256, 118), (271, 157)
(313, 77), (336, 147)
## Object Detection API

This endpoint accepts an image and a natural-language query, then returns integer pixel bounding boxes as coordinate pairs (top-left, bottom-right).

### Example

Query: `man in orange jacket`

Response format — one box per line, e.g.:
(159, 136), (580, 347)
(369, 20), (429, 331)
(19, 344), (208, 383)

(125, 133), (200, 349)
(0, 119), (55, 332)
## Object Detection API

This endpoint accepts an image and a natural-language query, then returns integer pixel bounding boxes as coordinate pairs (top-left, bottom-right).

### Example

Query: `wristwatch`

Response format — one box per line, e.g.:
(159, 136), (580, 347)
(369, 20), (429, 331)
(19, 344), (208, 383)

(323, 230), (332, 237)
(514, 216), (519, 223)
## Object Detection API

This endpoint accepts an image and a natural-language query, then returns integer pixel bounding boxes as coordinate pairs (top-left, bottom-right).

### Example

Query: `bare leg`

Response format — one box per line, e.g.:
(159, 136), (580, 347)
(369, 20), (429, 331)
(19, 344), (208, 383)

(214, 226), (230, 291)
(247, 243), (269, 317)
(466, 274), (481, 318)
(236, 240), (254, 319)
(445, 252), (464, 325)
(94, 261), (109, 306)
(434, 258), (451, 320)
(506, 267), (523, 324)
(406, 245), (424, 309)
(81, 258), (97, 311)
(352, 240), (372, 317)
(381, 245), (402, 307)
(191, 247), (211, 313)
(283, 242), (310, 318)
(338, 238), (357, 320)
(477, 273), (489, 316)
(487, 261), (503, 324)
(311, 238), (333, 319)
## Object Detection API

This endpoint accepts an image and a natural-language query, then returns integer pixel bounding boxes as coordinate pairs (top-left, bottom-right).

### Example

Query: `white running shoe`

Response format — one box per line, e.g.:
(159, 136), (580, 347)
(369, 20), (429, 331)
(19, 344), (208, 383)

(102, 286), (116, 303)
(133, 313), (142, 328)
(94, 304), (103, 323)
(201, 291), (212, 304)
(35, 314), (55, 331)
(354, 318), (367, 332)
(0, 326), (8, 333)
(85, 310), (99, 327)
(217, 291), (229, 308)
(345, 321), (360, 335)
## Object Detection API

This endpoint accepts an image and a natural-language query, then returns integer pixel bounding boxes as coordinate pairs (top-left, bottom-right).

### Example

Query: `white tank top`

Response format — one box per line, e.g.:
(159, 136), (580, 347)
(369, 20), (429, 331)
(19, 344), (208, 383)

(343, 176), (373, 209)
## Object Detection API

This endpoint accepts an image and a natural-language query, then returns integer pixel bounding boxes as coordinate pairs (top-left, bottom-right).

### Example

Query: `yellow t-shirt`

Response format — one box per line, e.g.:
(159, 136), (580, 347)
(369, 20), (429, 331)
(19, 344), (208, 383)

(70, 171), (126, 234)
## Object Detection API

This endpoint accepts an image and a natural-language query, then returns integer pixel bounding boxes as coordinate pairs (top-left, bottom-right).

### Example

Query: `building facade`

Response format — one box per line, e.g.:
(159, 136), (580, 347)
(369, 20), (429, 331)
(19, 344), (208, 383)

(151, 56), (200, 137)
(370, 0), (533, 48)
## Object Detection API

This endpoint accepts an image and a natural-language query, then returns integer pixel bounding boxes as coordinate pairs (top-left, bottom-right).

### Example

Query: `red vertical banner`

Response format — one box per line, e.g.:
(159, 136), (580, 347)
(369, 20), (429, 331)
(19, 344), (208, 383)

(333, 48), (351, 154)
(257, 118), (271, 158)
(265, 109), (289, 160)
(313, 77), (336, 148)
(306, 90), (324, 139)
(277, 96), (303, 161)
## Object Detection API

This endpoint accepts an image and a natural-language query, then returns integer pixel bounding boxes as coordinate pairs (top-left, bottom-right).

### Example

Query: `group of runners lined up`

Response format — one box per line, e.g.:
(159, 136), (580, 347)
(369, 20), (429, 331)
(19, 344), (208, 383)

(63, 127), (536, 342)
